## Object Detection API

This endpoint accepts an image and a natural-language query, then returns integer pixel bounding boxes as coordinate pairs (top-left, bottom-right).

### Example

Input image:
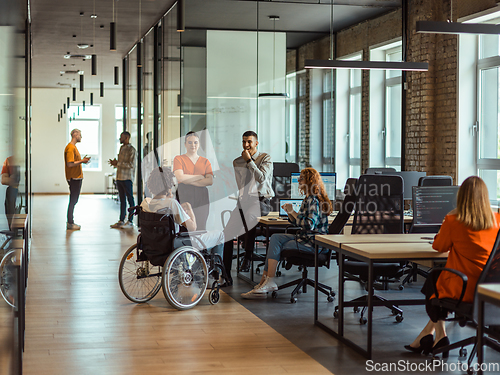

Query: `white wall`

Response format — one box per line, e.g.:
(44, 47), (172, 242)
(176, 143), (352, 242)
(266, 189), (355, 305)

(32, 88), (122, 193)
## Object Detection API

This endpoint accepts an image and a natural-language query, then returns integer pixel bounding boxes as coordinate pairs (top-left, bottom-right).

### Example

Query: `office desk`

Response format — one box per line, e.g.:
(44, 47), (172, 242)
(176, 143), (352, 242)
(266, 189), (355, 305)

(477, 283), (500, 374)
(314, 234), (447, 359)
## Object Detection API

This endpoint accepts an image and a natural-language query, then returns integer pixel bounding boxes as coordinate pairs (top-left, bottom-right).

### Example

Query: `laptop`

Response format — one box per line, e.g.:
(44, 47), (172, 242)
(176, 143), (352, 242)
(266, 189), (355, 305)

(411, 186), (459, 233)
(279, 199), (303, 218)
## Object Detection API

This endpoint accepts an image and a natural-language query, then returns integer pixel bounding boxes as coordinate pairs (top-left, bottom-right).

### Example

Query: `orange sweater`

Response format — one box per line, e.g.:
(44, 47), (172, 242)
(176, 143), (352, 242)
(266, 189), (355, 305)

(432, 213), (500, 303)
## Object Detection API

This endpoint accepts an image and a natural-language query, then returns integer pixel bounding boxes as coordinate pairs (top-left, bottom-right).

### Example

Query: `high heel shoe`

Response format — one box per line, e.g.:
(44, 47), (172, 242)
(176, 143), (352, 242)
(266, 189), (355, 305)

(404, 334), (433, 354)
(431, 336), (450, 358)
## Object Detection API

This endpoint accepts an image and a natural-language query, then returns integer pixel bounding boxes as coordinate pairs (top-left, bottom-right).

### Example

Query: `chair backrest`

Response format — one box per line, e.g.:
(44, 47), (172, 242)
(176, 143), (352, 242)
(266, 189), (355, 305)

(474, 229), (500, 325)
(138, 208), (177, 266)
(351, 174), (404, 234)
(328, 178), (358, 234)
(270, 162), (300, 211)
(418, 175), (453, 186)
(365, 167), (396, 175)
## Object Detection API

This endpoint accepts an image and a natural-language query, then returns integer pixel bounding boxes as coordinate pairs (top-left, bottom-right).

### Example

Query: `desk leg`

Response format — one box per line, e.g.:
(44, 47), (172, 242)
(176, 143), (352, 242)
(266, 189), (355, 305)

(477, 299), (484, 375)
(367, 260), (373, 360)
(338, 251), (344, 336)
(314, 243), (318, 322)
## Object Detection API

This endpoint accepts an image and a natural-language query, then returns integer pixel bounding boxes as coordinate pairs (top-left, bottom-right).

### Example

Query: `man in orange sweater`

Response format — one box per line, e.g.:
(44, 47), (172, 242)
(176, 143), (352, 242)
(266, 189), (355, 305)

(64, 129), (90, 230)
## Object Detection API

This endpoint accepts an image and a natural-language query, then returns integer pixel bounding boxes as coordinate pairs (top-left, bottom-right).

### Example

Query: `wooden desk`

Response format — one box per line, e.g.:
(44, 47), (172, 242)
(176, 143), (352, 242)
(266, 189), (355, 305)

(477, 283), (500, 374)
(313, 234), (447, 359)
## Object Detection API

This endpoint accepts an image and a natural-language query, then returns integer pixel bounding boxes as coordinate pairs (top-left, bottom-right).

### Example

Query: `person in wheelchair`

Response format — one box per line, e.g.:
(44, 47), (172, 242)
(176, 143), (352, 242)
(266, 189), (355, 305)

(241, 168), (332, 299)
(141, 167), (224, 259)
(405, 176), (500, 355)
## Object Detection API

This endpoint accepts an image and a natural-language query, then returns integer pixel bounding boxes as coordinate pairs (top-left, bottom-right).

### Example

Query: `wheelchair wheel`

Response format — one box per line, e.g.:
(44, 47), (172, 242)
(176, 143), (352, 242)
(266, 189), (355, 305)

(118, 244), (162, 303)
(162, 246), (208, 310)
(0, 250), (16, 307)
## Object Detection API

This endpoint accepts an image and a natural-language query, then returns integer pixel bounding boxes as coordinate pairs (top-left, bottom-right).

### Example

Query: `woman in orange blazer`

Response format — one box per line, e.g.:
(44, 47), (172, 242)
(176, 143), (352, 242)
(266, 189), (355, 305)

(405, 176), (500, 356)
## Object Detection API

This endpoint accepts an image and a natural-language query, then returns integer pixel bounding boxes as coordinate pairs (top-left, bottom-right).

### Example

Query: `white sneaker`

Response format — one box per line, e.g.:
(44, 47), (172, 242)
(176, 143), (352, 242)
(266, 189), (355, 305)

(241, 289), (268, 299)
(110, 221), (125, 228)
(122, 221), (134, 228)
(255, 276), (278, 293)
(67, 223), (81, 230)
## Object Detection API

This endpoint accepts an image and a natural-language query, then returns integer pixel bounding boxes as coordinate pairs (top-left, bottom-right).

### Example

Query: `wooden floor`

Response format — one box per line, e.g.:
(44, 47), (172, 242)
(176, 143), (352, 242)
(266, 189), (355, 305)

(22, 195), (331, 374)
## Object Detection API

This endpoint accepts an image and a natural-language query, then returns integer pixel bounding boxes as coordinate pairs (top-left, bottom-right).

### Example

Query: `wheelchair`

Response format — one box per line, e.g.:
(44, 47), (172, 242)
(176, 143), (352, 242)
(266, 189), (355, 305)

(118, 206), (229, 310)
(0, 229), (16, 307)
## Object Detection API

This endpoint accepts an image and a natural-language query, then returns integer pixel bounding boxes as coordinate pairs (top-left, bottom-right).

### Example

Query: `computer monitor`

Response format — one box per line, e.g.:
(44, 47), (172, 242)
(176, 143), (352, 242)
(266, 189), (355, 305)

(412, 186), (459, 227)
(290, 172), (336, 200)
(278, 199), (303, 217)
(382, 171), (427, 200)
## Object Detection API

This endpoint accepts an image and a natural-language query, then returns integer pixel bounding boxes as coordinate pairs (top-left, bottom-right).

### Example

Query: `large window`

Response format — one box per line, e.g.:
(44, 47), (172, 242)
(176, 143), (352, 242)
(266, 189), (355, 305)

(297, 71), (308, 167)
(67, 104), (101, 171)
(477, 32), (500, 201)
(348, 58), (362, 177)
(322, 70), (334, 172)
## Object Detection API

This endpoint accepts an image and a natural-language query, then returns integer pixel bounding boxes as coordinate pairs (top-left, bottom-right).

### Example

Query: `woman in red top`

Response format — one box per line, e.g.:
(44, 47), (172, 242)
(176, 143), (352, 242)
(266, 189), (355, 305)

(173, 131), (214, 230)
(405, 176), (500, 356)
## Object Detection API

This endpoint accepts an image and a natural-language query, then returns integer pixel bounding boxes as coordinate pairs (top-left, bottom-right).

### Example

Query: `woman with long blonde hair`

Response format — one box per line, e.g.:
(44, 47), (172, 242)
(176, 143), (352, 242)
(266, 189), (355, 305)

(405, 176), (500, 356)
(241, 168), (332, 299)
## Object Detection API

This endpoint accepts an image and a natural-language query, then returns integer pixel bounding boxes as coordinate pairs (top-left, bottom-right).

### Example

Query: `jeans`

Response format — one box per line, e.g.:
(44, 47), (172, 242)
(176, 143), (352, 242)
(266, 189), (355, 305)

(264, 233), (314, 272)
(67, 179), (82, 224)
(116, 179), (135, 222)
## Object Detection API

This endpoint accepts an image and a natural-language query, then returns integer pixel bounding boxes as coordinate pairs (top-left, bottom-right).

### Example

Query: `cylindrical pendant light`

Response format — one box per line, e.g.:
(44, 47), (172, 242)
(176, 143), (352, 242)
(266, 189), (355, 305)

(63, 104), (66, 114)
(60, 109), (63, 118)
(58, 114), (60, 122)
(114, 66), (119, 85)
(137, 40), (142, 67)
(77, 106), (80, 116)
(90, 92), (94, 105)
(83, 100), (86, 110)
(110, 22), (116, 51)
(72, 87), (76, 101)
(67, 97), (70, 108)
(100, 82), (104, 97)
(80, 75), (84, 91)
(177, 0), (185, 32)
(92, 54), (97, 75)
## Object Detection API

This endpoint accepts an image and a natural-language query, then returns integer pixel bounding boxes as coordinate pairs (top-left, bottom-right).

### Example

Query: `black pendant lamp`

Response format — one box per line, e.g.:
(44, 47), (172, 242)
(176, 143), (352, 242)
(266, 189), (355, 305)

(80, 75), (84, 91)
(114, 66), (119, 85)
(63, 103), (66, 114)
(67, 97), (70, 108)
(92, 55), (97, 75)
(177, 0), (185, 32)
(100, 82), (104, 97)
(83, 100), (86, 110)
(72, 87), (76, 101)
(58, 114), (60, 122)
(110, 22), (116, 51)
(60, 109), (63, 118)
(90, 92), (94, 105)
(137, 40), (142, 67)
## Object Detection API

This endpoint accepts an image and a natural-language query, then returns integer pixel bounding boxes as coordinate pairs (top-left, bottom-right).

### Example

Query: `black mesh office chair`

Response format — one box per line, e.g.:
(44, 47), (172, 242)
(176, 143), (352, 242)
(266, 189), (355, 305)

(272, 178), (358, 303)
(365, 167), (397, 175)
(428, 229), (500, 368)
(338, 174), (407, 323)
(402, 175), (454, 287)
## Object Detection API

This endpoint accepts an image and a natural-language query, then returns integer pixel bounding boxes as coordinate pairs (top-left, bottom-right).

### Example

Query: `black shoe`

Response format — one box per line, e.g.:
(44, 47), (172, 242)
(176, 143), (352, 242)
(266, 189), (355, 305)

(239, 258), (251, 272)
(220, 277), (233, 288)
(404, 334), (433, 354)
(431, 336), (450, 358)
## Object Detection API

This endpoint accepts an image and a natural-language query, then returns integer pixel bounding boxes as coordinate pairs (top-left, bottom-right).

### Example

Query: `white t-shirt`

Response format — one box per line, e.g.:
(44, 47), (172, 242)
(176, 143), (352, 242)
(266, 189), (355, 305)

(140, 197), (191, 233)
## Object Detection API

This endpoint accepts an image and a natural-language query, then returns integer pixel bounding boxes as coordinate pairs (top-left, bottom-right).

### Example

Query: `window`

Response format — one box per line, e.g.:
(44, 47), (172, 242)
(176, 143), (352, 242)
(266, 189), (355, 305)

(477, 31), (500, 202)
(297, 71), (308, 167)
(285, 72), (297, 163)
(67, 104), (102, 171)
(348, 66), (362, 177)
(322, 70), (334, 172)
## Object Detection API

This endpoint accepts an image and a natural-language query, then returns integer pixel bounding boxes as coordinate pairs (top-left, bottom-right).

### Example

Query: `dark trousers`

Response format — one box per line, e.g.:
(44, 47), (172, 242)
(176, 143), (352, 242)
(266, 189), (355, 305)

(176, 184), (209, 230)
(5, 186), (18, 230)
(67, 179), (82, 224)
(116, 179), (135, 222)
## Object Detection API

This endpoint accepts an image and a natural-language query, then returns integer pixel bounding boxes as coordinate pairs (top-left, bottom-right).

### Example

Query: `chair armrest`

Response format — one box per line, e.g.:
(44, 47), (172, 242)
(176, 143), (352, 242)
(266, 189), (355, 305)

(284, 225), (302, 234)
(429, 267), (468, 307)
(176, 230), (208, 237)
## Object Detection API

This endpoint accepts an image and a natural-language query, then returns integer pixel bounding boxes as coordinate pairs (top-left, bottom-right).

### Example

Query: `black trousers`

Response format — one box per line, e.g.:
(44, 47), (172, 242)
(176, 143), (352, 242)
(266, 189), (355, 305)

(67, 179), (82, 224)
(177, 184), (210, 231)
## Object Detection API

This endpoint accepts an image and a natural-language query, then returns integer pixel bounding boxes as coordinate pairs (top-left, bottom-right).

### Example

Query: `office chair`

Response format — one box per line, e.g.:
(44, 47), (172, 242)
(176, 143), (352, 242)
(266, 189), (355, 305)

(272, 178), (358, 303)
(338, 174), (407, 323)
(402, 175), (454, 287)
(428, 229), (500, 369)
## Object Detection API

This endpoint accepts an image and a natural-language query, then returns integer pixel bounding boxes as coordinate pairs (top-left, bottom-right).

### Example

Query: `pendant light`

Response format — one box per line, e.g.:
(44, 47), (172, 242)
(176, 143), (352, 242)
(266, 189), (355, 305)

(67, 96), (70, 108)
(90, 92), (94, 105)
(137, 0), (142, 67)
(177, 0), (185, 32)
(114, 66), (119, 85)
(91, 3), (97, 75)
(58, 114), (60, 122)
(100, 82), (104, 97)
(63, 104), (66, 114)
(110, 0), (117, 50)
(83, 100), (86, 110)
(80, 74), (84, 91)
(258, 16), (288, 98)
(60, 109), (63, 118)
(72, 87), (76, 101)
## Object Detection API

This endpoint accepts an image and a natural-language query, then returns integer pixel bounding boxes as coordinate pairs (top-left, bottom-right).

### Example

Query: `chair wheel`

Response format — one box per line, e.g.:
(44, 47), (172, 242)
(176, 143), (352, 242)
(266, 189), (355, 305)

(333, 310), (339, 319)
(209, 289), (220, 305)
(391, 309), (399, 315)
(276, 271), (281, 277)
(272, 291), (278, 299)
(329, 291), (336, 297)
(353, 306), (360, 313)
(467, 366), (475, 375)
(398, 285), (404, 291)
(360, 317), (367, 325)
(395, 314), (404, 323)
(255, 268), (261, 274)
(459, 348), (467, 357)
(327, 296), (334, 303)
(290, 297), (297, 303)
